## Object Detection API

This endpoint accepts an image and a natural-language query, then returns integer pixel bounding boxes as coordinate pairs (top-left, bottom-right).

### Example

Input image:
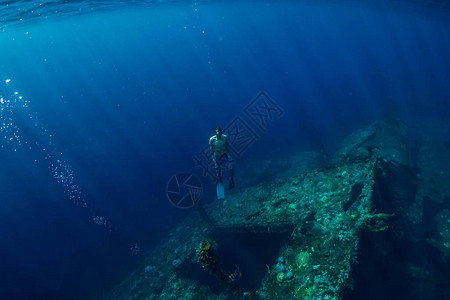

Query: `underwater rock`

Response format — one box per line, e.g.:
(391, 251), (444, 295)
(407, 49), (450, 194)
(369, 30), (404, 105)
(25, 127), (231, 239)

(144, 265), (153, 273)
(274, 262), (285, 273)
(172, 259), (181, 267)
(294, 251), (311, 269)
(285, 270), (293, 280)
(276, 272), (285, 283)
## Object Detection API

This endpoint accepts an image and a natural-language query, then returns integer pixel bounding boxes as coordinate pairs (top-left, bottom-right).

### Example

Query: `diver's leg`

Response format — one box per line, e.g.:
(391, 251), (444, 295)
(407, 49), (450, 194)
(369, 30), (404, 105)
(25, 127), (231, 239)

(214, 155), (222, 182)
(216, 166), (222, 182)
(228, 167), (235, 190)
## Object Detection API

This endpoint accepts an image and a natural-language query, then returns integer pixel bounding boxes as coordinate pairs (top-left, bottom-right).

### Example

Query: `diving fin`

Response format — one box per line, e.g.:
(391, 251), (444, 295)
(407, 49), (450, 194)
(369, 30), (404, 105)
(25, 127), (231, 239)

(216, 181), (225, 199)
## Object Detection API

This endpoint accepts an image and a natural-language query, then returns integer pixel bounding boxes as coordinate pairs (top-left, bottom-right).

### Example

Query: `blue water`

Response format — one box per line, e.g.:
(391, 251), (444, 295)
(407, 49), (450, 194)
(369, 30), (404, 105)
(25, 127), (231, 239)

(1, 0), (450, 299)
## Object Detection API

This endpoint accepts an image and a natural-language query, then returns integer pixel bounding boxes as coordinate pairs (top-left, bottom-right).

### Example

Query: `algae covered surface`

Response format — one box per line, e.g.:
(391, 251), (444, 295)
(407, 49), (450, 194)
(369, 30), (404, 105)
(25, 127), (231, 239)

(103, 119), (450, 300)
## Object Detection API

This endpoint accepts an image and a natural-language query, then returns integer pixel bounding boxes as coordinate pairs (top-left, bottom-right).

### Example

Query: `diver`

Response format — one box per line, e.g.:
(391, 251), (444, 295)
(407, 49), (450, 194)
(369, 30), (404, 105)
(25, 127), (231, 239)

(198, 240), (229, 283)
(198, 241), (255, 298)
(209, 126), (235, 190)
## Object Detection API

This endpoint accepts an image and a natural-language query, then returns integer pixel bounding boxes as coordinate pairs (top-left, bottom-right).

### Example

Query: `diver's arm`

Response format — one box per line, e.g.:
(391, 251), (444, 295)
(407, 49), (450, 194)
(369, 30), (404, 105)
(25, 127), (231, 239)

(209, 138), (215, 157)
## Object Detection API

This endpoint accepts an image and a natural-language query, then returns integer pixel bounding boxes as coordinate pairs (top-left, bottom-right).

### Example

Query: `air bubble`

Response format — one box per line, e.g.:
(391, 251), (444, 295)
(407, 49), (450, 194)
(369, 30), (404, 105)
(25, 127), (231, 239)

(1, 79), (111, 231)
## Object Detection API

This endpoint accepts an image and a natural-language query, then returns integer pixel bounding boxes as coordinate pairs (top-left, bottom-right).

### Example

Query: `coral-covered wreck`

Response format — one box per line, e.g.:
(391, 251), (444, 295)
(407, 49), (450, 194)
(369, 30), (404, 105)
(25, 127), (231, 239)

(103, 118), (450, 300)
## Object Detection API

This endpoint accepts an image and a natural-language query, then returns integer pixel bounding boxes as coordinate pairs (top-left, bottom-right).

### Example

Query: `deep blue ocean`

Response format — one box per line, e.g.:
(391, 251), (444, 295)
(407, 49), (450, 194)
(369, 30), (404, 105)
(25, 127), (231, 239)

(1, 0), (449, 299)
